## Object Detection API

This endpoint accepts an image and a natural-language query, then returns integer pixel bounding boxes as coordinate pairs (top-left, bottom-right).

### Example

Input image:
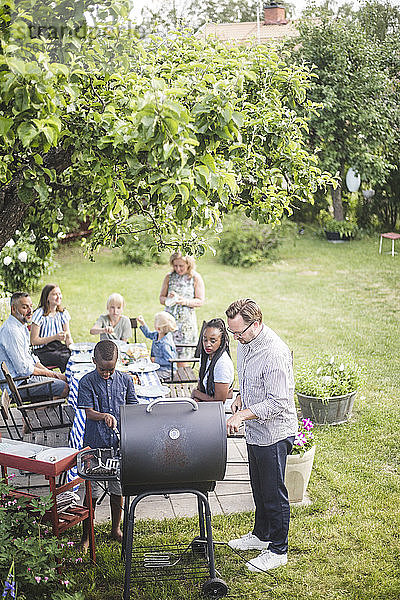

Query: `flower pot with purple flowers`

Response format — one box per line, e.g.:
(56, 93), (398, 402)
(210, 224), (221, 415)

(285, 418), (315, 504)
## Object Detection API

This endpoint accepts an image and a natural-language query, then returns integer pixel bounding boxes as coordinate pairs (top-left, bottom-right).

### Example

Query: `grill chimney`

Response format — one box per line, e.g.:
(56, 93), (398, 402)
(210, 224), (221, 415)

(263, 2), (288, 25)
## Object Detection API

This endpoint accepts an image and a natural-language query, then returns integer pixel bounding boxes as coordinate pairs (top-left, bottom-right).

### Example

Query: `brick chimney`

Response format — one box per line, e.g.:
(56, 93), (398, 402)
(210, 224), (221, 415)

(263, 2), (288, 25)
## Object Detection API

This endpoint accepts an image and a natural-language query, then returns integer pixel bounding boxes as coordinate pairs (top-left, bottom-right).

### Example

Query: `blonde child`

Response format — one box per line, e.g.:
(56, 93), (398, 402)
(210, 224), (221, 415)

(137, 312), (177, 381)
(90, 293), (131, 342)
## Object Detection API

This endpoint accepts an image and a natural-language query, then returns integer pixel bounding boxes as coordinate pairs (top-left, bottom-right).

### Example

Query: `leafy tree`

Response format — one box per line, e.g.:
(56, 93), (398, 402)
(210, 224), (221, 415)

(356, 0), (400, 229)
(290, 1), (396, 222)
(0, 0), (331, 257)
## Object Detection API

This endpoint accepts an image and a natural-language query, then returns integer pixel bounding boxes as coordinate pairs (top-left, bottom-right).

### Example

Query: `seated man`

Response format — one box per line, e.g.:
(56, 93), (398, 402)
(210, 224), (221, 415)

(78, 339), (137, 548)
(0, 292), (68, 399)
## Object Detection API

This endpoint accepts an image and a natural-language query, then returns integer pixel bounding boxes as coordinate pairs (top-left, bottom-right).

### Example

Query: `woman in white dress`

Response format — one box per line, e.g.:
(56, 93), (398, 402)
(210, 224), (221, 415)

(191, 318), (234, 403)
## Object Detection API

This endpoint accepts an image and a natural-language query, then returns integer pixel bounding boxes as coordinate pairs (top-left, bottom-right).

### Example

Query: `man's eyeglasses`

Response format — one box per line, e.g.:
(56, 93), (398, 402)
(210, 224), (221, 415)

(227, 321), (255, 337)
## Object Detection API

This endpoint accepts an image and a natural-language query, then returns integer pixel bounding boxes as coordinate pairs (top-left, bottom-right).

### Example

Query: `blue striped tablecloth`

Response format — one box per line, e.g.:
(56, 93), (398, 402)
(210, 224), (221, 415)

(65, 350), (165, 482)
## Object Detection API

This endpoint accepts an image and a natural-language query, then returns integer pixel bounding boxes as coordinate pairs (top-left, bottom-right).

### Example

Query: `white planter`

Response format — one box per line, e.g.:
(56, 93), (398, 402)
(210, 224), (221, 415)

(285, 445), (315, 504)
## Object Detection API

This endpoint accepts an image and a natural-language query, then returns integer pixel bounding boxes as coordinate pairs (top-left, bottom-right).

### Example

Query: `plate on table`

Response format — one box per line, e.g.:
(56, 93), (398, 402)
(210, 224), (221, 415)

(70, 363), (93, 372)
(34, 447), (78, 463)
(69, 342), (95, 352)
(127, 362), (160, 373)
(70, 364), (93, 379)
(134, 384), (170, 398)
(69, 352), (93, 364)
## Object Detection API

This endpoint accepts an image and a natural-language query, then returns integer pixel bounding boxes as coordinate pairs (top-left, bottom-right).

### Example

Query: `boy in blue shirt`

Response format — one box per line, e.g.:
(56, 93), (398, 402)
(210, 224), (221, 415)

(137, 312), (177, 381)
(78, 339), (137, 548)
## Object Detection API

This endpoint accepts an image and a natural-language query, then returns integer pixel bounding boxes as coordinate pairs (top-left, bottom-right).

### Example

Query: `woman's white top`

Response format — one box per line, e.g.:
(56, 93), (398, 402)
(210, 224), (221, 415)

(202, 351), (234, 392)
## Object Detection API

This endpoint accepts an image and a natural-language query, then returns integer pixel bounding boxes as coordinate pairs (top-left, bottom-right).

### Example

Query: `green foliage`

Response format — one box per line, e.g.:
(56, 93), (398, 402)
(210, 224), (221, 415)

(0, 0), (333, 256)
(120, 216), (168, 266)
(318, 211), (358, 238)
(0, 233), (55, 293)
(295, 354), (362, 401)
(217, 212), (296, 267)
(52, 593), (86, 600)
(0, 477), (78, 600)
(355, 1), (400, 230)
(289, 2), (398, 222)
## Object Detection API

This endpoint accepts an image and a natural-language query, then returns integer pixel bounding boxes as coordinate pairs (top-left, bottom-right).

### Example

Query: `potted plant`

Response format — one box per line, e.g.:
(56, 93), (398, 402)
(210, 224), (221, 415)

(318, 211), (358, 241)
(285, 418), (315, 504)
(295, 354), (362, 425)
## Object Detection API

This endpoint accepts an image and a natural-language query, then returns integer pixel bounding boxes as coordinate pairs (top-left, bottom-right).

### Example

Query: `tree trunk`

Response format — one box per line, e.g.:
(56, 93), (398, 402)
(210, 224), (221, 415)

(0, 147), (72, 249)
(330, 183), (344, 221)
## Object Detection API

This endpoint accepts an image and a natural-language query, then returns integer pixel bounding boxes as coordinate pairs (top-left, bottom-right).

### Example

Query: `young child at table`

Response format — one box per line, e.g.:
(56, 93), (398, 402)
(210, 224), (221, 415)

(77, 339), (137, 549)
(89, 293), (131, 342)
(137, 312), (177, 381)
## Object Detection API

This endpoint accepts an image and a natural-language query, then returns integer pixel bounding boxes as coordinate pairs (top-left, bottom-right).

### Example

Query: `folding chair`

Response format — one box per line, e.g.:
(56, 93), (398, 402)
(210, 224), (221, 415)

(1, 362), (74, 436)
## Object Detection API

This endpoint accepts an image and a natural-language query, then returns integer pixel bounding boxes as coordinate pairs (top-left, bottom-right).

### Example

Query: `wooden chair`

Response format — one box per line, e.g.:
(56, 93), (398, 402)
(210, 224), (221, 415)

(1, 388), (23, 440)
(1, 362), (74, 436)
(166, 321), (207, 384)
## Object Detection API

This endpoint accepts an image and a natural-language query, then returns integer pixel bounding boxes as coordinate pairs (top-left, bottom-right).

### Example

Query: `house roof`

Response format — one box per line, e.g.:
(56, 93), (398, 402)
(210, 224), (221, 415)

(196, 20), (298, 44)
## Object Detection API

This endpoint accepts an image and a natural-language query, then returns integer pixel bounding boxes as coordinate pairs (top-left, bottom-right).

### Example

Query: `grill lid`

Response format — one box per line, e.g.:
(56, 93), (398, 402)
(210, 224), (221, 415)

(120, 398), (227, 495)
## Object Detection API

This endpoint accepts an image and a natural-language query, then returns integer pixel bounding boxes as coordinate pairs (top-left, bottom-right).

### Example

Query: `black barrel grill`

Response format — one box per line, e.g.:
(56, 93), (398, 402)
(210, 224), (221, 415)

(78, 397), (229, 599)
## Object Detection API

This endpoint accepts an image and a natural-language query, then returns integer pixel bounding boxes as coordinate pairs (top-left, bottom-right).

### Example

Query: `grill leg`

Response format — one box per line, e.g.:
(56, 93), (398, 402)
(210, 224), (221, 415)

(197, 495), (206, 539)
(195, 491), (217, 580)
(121, 496), (130, 561)
(123, 493), (148, 600)
(123, 499), (135, 600)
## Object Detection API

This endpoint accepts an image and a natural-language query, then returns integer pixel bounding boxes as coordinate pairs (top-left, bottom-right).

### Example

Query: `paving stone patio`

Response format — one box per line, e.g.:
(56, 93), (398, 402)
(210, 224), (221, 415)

(92, 437), (254, 524)
(1, 415), (255, 524)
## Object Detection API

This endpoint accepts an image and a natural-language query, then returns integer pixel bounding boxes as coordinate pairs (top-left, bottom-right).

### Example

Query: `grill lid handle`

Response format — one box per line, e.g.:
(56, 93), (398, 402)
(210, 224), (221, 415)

(146, 397), (199, 413)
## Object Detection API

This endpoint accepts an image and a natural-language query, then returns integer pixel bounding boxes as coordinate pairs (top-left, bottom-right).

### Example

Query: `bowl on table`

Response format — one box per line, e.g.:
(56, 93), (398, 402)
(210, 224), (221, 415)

(127, 361), (160, 374)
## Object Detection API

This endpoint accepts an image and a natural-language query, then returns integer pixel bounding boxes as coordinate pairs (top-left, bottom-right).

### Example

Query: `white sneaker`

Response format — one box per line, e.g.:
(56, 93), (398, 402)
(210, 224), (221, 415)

(246, 549), (288, 572)
(228, 532), (270, 551)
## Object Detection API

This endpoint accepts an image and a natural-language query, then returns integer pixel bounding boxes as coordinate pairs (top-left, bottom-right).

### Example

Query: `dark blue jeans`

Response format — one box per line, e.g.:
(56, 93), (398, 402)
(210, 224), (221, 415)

(247, 436), (294, 555)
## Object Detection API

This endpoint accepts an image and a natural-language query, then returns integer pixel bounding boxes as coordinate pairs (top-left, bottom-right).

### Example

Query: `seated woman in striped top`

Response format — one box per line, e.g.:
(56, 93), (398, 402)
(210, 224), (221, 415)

(191, 318), (234, 403)
(30, 284), (73, 372)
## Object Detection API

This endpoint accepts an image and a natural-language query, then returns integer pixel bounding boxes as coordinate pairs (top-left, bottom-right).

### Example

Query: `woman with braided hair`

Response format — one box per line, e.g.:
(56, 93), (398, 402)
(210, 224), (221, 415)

(191, 318), (234, 403)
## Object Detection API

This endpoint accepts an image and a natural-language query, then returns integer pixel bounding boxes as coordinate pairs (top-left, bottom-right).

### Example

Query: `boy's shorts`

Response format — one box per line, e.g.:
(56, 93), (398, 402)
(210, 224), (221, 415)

(90, 479), (122, 499)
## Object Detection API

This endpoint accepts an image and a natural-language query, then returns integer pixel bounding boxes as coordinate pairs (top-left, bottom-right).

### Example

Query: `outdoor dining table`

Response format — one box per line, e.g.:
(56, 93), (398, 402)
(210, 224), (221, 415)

(65, 343), (168, 482)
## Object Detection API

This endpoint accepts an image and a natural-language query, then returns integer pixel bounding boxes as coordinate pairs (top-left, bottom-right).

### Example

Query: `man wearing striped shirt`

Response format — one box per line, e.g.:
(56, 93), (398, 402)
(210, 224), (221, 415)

(226, 298), (297, 572)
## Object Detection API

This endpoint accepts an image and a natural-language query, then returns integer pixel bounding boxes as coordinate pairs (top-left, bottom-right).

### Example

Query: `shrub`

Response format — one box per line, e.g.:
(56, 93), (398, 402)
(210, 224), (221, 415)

(120, 216), (168, 266)
(318, 211), (359, 239)
(0, 477), (81, 600)
(0, 233), (55, 293)
(295, 354), (362, 401)
(217, 213), (295, 267)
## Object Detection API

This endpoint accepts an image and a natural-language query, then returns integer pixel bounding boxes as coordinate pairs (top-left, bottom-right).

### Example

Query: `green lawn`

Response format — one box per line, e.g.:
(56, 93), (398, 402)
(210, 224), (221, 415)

(42, 231), (399, 600)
